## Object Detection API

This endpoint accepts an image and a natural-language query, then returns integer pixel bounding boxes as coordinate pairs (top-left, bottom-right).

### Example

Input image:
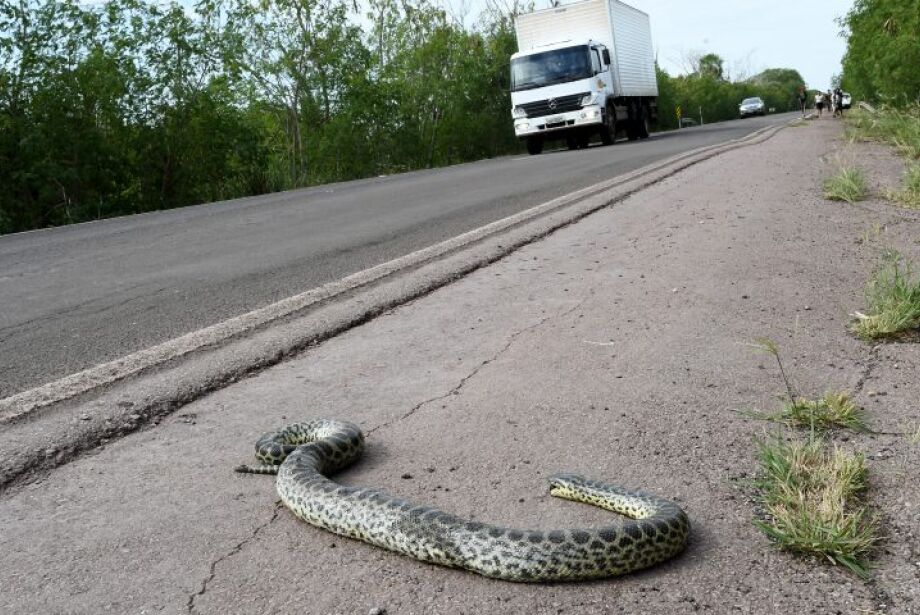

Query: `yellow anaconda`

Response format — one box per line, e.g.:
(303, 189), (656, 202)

(236, 419), (689, 581)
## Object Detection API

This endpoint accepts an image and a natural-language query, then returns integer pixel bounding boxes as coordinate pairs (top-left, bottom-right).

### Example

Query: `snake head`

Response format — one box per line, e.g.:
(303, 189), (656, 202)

(547, 473), (588, 496)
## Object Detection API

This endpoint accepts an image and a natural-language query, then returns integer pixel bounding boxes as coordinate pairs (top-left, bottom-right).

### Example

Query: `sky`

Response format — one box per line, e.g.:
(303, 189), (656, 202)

(449, 0), (855, 91)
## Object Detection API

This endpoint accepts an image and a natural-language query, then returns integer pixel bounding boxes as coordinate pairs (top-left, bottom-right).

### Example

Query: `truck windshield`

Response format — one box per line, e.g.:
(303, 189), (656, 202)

(511, 46), (592, 92)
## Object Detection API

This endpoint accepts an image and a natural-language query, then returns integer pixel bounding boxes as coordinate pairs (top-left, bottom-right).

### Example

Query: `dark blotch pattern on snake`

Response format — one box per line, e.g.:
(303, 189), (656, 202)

(235, 419), (690, 581)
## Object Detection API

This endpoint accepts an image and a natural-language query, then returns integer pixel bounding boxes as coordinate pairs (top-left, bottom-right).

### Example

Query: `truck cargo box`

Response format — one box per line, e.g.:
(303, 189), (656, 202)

(515, 0), (657, 98)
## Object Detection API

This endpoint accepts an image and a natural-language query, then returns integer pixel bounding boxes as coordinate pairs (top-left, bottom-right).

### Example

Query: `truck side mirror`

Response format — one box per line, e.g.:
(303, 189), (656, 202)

(602, 49), (610, 65)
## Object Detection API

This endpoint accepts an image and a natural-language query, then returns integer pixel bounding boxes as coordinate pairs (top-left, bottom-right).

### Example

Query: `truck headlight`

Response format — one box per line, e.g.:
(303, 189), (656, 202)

(512, 106), (527, 119)
(580, 93), (600, 107)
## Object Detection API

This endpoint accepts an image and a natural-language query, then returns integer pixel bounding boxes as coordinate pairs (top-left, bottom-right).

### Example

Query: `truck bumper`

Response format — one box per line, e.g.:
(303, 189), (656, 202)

(514, 105), (604, 138)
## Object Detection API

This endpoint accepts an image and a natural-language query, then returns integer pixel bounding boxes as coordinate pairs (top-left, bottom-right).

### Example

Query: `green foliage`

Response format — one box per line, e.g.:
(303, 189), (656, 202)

(847, 106), (920, 160)
(0, 0), (519, 233)
(654, 64), (804, 129)
(755, 392), (869, 433)
(0, 0), (812, 234)
(824, 167), (867, 203)
(696, 53), (724, 81)
(749, 68), (809, 112)
(891, 164), (920, 208)
(841, 0), (920, 105)
(851, 253), (920, 340)
(754, 437), (877, 578)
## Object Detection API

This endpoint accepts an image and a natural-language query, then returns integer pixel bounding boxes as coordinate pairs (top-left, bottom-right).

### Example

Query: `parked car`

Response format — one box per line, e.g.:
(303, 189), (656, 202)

(739, 97), (765, 117)
(841, 92), (852, 109)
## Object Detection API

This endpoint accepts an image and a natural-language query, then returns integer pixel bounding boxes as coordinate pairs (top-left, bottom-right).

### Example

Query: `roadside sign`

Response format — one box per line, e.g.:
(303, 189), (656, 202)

(676, 105), (682, 119)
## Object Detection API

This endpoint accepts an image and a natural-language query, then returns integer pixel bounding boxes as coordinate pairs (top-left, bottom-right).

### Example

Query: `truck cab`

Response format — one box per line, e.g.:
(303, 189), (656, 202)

(511, 41), (617, 154)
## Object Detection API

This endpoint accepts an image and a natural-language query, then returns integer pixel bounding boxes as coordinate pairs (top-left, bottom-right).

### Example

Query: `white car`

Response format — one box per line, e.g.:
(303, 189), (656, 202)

(739, 97), (766, 117)
(841, 92), (852, 109)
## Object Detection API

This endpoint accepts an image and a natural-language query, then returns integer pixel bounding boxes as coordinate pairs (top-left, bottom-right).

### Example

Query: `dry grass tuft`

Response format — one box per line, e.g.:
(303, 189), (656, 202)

(763, 392), (868, 432)
(824, 167), (867, 203)
(851, 253), (920, 340)
(755, 438), (877, 578)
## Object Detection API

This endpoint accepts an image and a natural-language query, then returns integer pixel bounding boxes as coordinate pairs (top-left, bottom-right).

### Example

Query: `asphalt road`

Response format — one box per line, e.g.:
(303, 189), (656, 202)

(0, 113), (794, 397)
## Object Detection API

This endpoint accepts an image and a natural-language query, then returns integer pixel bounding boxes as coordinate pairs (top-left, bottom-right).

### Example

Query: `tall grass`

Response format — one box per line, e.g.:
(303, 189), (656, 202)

(889, 164), (920, 209)
(848, 106), (920, 209)
(824, 167), (867, 203)
(847, 106), (920, 160)
(851, 254), (920, 340)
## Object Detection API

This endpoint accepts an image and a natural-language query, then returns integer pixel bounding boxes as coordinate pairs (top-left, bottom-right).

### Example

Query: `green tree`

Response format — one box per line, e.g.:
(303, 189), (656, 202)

(697, 53), (725, 81)
(841, 0), (920, 104)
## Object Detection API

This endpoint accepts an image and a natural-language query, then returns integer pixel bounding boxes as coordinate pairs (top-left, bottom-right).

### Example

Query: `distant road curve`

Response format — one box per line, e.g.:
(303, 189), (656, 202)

(0, 113), (794, 397)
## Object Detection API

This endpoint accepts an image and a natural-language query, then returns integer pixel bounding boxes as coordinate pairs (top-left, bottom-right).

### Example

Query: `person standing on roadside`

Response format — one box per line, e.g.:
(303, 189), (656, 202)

(835, 88), (845, 117)
(827, 90), (834, 116)
(798, 87), (808, 117)
(815, 91), (825, 116)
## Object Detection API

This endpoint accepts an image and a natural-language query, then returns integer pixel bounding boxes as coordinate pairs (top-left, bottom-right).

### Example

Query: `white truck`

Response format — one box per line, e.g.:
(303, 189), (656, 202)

(511, 0), (658, 154)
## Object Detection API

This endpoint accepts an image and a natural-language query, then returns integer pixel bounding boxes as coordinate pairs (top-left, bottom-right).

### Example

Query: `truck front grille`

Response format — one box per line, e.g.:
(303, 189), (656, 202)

(519, 92), (589, 118)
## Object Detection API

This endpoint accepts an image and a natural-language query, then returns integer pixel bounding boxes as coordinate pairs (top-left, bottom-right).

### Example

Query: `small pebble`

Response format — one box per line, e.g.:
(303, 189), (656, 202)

(401, 473), (412, 480)
(369, 608), (386, 615)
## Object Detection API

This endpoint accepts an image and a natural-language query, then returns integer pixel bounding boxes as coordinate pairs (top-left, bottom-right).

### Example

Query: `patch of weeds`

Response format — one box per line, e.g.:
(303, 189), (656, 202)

(824, 167), (867, 202)
(851, 253), (920, 340)
(754, 438), (877, 578)
(887, 164), (920, 209)
(846, 106), (920, 160)
(856, 221), (886, 246)
(761, 392), (868, 432)
(747, 340), (868, 432)
(747, 339), (878, 577)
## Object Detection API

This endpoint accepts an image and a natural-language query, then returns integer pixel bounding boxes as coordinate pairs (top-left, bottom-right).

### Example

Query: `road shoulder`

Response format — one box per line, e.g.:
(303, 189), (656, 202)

(1, 117), (918, 614)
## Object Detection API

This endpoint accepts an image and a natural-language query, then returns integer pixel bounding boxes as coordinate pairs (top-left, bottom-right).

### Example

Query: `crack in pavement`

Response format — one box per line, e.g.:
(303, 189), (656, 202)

(186, 502), (282, 614)
(853, 343), (881, 395)
(368, 293), (593, 436)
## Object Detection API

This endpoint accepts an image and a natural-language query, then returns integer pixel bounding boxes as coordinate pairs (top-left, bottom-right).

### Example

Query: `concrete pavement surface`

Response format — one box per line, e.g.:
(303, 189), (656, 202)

(2, 118), (919, 614)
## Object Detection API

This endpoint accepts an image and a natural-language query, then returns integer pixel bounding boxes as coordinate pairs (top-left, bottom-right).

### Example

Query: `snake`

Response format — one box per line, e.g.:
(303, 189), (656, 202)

(235, 419), (690, 582)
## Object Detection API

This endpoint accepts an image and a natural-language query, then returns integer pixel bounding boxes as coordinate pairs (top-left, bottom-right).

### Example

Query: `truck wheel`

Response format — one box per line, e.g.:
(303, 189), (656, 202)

(626, 102), (639, 141)
(566, 136), (578, 150)
(637, 104), (650, 139)
(525, 137), (543, 155)
(599, 106), (615, 145)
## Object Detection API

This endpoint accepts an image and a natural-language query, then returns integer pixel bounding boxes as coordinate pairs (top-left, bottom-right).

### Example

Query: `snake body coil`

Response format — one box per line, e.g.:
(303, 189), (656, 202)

(236, 419), (689, 581)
